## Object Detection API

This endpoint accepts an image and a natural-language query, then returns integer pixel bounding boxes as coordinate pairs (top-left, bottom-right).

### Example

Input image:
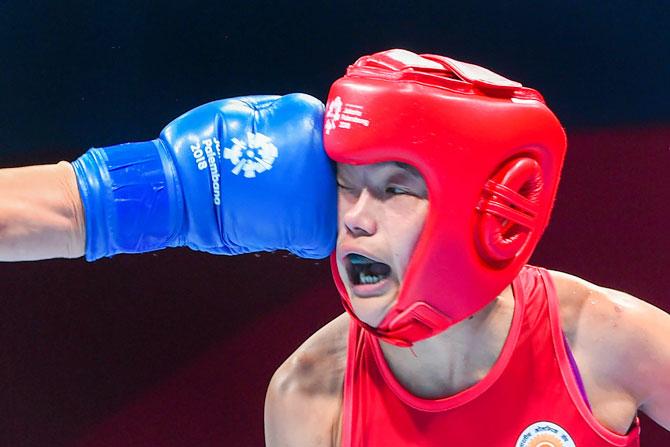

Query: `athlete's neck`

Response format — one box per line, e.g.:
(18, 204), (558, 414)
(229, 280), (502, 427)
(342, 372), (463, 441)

(378, 285), (515, 399)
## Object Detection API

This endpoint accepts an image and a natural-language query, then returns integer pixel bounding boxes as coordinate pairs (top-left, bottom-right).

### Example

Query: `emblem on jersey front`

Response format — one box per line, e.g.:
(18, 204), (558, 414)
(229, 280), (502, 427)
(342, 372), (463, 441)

(516, 421), (576, 447)
(223, 131), (278, 178)
(325, 96), (370, 134)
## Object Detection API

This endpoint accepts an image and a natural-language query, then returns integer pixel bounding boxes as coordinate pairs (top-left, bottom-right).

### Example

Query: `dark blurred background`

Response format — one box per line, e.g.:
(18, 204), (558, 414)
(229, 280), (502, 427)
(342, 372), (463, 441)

(1, 1), (668, 445)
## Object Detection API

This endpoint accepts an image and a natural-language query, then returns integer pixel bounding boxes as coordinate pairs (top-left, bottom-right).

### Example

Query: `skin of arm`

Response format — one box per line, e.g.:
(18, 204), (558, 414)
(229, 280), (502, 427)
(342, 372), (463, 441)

(265, 313), (349, 447)
(0, 161), (85, 261)
(552, 270), (670, 432)
(598, 286), (670, 430)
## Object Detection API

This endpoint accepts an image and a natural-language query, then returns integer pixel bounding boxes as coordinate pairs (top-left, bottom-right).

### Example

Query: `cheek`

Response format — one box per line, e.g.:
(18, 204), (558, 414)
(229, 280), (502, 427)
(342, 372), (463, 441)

(387, 200), (429, 273)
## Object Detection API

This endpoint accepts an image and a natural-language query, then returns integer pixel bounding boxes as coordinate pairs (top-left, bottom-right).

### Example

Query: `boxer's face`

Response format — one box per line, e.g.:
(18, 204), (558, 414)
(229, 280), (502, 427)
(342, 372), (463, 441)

(336, 161), (429, 327)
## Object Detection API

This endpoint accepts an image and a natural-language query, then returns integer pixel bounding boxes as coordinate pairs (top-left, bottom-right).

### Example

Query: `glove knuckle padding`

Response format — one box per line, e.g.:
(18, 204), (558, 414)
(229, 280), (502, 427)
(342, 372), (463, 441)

(162, 94), (336, 257)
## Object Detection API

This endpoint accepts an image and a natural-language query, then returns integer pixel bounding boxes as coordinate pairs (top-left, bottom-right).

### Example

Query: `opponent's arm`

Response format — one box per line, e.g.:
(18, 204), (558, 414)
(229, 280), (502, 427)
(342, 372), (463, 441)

(0, 161), (85, 261)
(1, 94), (336, 263)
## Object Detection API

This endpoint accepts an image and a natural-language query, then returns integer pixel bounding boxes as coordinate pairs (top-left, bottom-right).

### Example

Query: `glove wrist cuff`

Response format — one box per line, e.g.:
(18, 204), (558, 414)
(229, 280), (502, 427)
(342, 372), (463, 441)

(72, 140), (184, 261)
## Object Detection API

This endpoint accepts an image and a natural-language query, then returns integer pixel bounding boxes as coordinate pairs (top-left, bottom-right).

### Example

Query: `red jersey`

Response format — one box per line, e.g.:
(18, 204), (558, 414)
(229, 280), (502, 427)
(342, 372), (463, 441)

(341, 265), (640, 446)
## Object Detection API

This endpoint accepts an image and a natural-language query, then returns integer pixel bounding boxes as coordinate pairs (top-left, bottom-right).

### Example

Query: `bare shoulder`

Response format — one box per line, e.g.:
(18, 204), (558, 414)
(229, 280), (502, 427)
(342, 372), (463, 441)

(264, 312), (350, 447)
(547, 269), (668, 361)
(271, 311), (349, 396)
(548, 269), (670, 429)
(546, 269), (637, 341)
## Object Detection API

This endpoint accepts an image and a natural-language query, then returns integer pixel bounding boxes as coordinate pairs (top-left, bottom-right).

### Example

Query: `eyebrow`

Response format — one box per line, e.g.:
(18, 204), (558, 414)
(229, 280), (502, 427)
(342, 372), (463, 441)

(392, 162), (422, 179)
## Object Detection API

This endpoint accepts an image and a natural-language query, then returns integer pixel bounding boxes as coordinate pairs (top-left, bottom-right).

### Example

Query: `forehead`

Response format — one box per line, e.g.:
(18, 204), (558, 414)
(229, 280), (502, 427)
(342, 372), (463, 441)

(336, 161), (422, 179)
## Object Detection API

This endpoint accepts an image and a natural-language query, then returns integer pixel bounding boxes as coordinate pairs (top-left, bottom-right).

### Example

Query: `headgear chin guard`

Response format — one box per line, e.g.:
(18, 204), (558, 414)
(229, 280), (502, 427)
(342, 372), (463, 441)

(324, 49), (566, 347)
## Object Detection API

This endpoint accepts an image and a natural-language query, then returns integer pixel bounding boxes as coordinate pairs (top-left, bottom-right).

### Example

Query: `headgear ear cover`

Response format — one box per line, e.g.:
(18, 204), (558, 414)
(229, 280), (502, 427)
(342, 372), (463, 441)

(324, 49), (566, 347)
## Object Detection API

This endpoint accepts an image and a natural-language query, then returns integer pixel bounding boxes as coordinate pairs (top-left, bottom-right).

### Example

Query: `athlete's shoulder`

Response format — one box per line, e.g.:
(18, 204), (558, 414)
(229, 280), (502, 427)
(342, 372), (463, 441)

(271, 311), (349, 396)
(264, 312), (350, 447)
(546, 269), (664, 351)
(547, 269), (670, 427)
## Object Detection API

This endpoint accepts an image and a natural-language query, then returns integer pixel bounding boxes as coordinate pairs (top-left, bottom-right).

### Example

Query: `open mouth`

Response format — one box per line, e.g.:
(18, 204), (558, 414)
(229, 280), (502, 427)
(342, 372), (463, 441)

(346, 253), (392, 286)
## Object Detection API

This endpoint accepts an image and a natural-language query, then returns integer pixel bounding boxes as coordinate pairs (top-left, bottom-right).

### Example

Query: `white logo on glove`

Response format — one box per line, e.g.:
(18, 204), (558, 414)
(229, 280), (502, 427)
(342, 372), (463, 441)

(191, 137), (223, 205)
(223, 131), (278, 178)
(325, 96), (369, 135)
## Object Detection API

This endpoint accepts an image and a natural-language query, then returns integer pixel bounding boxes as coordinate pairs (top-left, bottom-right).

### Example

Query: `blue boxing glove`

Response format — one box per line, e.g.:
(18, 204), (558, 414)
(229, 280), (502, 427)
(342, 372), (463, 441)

(72, 94), (336, 260)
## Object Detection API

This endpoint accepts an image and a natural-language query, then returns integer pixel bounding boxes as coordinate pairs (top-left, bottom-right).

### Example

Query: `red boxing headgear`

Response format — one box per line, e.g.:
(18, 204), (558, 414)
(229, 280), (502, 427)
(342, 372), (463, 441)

(324, 49), (566, 347)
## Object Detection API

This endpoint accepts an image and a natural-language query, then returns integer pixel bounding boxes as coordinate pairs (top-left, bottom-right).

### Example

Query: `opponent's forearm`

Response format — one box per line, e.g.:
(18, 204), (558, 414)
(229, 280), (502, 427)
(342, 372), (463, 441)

(0, 161), (85, 261)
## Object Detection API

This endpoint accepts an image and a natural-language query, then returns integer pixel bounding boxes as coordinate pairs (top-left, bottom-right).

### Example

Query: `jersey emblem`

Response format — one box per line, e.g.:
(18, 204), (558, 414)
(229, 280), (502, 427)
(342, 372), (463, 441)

(223, 131), (278, 178)
(515, 421), (576, 447)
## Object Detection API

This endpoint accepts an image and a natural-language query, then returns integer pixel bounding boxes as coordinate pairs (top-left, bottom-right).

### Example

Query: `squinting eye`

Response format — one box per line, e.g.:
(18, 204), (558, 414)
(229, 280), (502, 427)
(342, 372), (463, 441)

(386, 186), (409, 195)
(337, 182), (357, 193)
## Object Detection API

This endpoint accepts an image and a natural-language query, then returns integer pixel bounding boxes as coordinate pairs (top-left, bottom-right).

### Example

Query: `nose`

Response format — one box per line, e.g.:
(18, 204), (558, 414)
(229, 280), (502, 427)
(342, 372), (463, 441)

(342, 188), (378, 237)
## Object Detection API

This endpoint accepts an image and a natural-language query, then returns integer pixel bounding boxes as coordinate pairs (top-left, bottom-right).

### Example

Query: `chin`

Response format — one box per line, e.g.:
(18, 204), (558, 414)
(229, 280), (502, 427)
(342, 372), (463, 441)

(348, 292), (397, 327)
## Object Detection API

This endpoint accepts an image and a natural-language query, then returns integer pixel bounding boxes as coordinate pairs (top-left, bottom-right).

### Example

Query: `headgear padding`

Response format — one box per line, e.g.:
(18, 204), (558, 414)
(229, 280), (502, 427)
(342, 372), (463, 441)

(324, 49), (566, 346)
